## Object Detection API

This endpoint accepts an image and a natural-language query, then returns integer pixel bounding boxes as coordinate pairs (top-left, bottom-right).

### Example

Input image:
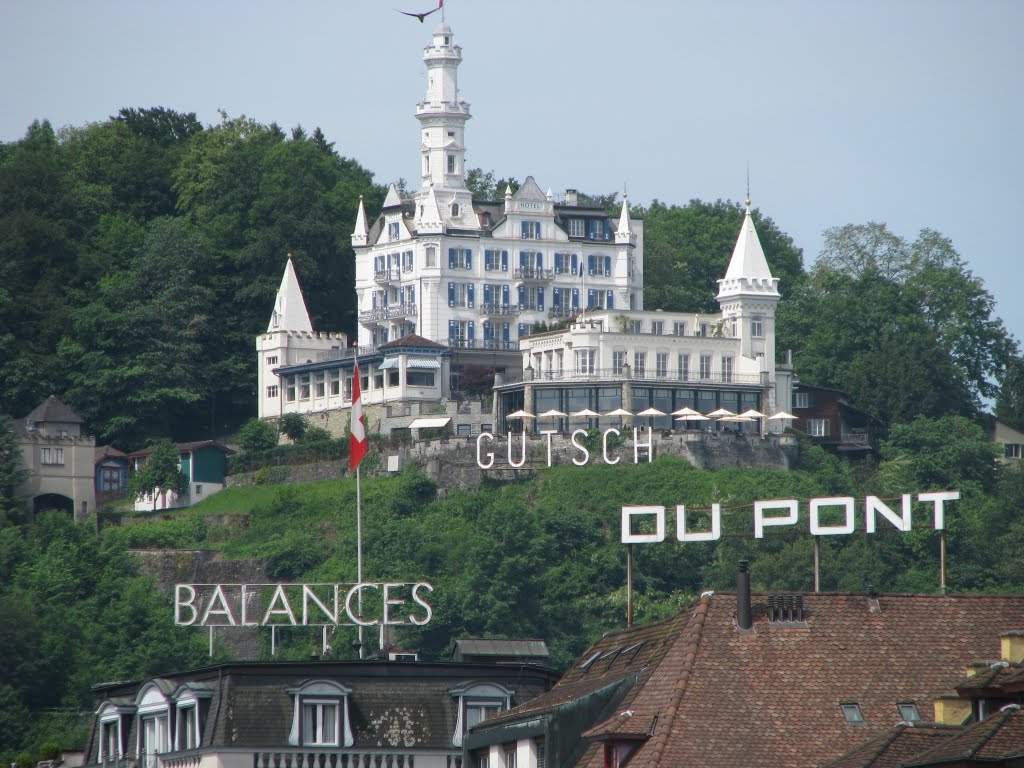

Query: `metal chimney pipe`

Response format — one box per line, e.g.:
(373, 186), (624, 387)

(737, 560), (752, 630)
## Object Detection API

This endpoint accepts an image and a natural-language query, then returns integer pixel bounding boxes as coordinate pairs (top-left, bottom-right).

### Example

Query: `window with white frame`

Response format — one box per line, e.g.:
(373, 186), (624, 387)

(794, 392), (812, 409)
(330, 371), (340, 396)
(678, 353), (690, 380)
(447, 154), (456, 174)
(173, 688), (211, 752)
(287, 680), (353, 748)
(751, 315), (764, 338)
(504, 744), (517, 768)
(521, 220), (542, 239)
(266, 355), (278, 366)
(286, 376), (296, 402)
(450, 683), (513, 747)
(612, 351), (626, 375)
(628, 319), (643, 334)
(656, 353), (668, 378)
(633, 352), (647, 378)
(567, 218), (585, 238)
(576, 349), (596, 376)
(135, 684), (171, 768)
(651, 321), (664, 336)
(267, 385), (279, 399)
(721, 356), (733, 383)
(97, 702), (134, 766)
(449, 248), (473, 269)
(299, 374), (311, 400)
(672, 321), (686, 336)
(388, 221), (400, 241)
(1006, 443), (1023, 459)
(426, 246), (437, 268)
(699, 354), (713, 380)
(807, 419), (830, 437)
(314, 372), (325, 398)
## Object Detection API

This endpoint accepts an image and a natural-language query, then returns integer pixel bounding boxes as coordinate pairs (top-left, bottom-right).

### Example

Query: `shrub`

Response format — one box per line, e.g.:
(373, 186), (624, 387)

(279, 413), (308, 442)
(238, 418), (277, 453)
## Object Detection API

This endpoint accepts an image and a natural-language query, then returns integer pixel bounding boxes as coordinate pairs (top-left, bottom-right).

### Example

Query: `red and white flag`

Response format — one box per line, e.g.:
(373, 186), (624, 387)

(350, 360), (367, 472)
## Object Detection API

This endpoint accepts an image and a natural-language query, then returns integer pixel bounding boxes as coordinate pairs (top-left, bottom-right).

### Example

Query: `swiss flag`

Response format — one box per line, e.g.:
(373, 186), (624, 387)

(349, 360), (367, 472)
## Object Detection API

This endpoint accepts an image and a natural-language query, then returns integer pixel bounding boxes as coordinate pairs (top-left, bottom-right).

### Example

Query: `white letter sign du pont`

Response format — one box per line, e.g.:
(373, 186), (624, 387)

(174, 582), (434, 628)
(621, 492), (959, 544)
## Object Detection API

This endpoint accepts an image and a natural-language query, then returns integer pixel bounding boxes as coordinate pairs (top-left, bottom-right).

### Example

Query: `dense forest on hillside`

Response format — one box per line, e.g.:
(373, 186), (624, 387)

(3, 108), (1024, 764)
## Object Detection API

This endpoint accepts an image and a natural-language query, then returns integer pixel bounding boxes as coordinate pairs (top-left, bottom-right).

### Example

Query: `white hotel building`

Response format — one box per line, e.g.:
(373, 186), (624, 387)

(257, 21), (792, 435)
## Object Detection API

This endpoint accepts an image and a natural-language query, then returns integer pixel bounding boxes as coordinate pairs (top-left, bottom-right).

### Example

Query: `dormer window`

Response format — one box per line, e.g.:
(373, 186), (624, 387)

(450, 682), (513, 747)
(96, 701), (135, 766)
(451, 202), (460, 217)
(287, 680), (354, 748)
(173, 685), (212, 751)
(135, 683), (171, 768)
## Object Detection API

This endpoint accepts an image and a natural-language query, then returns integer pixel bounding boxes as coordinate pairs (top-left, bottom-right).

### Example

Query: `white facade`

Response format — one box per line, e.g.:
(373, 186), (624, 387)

(351, 22), (644, 358)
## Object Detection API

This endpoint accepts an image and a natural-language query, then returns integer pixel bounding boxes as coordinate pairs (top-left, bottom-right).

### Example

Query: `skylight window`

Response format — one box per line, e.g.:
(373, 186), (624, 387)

(898, 702), (921, 722)
(580, 651), (602, 671)
(840, 703), (865, 724)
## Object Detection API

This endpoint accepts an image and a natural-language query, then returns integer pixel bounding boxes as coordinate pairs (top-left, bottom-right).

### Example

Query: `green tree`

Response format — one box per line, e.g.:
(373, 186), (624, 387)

(127, 439), (187, 510)
(636, 199), (805, 313)
(59, 217), (216, 446)
(238, 418), (277, 452)
(788, 223), (1018, 419)
(279, 413), (308, 442)
(465, 167), (519, 200)
(996, 356), (1024, 431)
(0, 416), (27, 527)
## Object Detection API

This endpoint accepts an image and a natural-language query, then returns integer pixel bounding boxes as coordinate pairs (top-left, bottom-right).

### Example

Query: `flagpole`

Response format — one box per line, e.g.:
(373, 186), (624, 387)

(356, 465), (363, 658)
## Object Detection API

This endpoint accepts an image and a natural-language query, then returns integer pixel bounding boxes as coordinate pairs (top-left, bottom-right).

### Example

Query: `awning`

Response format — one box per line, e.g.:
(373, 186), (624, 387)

(408, 416), (451, 429)
(407, 358), (442, 369)
(377, 358), (400, 370)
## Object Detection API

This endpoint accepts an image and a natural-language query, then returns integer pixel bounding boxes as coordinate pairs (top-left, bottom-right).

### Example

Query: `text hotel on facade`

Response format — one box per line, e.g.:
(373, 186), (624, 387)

(256, 21), (792, 434)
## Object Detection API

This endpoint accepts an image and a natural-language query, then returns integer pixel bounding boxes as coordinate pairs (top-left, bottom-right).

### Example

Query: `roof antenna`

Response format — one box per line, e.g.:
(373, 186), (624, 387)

(745, 162), (752, 210)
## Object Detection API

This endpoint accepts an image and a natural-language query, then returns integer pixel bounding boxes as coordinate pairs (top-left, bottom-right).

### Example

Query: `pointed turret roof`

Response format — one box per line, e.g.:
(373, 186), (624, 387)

(725, 201), (773, 281)
(717, 200), (780, 299)
(24, 395), (84, 426)
(382, 184), (403, 209)
(267, 257), (313, 333)
(615, 195), (636, 246)
(351, 195), (368, 246)
(417, 187), (444, 234)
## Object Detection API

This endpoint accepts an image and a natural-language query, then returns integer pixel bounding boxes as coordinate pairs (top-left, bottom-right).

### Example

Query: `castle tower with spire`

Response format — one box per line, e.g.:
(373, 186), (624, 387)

(351, 21), (645, 369)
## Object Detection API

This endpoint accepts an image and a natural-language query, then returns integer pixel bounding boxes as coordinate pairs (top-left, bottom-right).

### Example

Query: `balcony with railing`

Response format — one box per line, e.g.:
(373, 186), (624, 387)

(358, 306), (417, 323)
(373, 268), (400, 284)
(87, 746), (430, 768)
(548, 305), (578, 319)
(513, 266), (554, 281)
(499, 367), (765, 386)
(479, 303), (521, 317)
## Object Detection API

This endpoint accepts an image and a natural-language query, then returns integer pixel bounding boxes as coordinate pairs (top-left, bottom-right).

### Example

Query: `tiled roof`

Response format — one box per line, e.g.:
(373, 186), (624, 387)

(378, 334), (447, 350)
(495, 592), (1024, 768)
(956, 663), (1024, 695)
(128, 440), (234, 458)
(453, 637), (549, 659)
(95, 445), (128, 462)
(816, 723), (959, 768)
(24, 395), (84, 425)
(902, 706), (1024, 766)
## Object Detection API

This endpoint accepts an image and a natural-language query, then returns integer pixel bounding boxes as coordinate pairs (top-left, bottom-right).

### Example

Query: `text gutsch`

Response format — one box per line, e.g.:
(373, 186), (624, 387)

(174, 581), (434, 627)
(477, 428), (654, 469)
(621, 492), (960, 543)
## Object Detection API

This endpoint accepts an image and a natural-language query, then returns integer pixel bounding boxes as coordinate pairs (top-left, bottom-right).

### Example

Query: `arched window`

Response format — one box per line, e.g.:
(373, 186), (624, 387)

(287, 680), (354, 748)
(135, 682), (172, 768)
(451, 202), (460, 217)
(96, 700), (135, 766)
(172, 684), (213, 751)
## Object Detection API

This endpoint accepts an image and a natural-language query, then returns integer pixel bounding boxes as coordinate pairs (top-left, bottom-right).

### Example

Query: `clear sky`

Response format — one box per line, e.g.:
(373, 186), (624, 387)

(3, 0), (1022, 347)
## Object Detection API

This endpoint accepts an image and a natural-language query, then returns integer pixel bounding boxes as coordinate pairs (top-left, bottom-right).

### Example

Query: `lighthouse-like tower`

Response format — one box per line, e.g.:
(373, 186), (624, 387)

(414, 23), (477, 231)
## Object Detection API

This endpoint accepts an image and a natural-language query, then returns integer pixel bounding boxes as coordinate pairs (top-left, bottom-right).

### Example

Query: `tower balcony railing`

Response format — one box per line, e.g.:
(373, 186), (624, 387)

(358, 309), (387, 323)
(513, 266), (554, 281)
(386, 304), (418, 318)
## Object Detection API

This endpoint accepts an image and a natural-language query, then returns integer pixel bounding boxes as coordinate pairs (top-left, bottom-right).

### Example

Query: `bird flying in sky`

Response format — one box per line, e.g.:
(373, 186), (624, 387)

(397, 0), (442, 23)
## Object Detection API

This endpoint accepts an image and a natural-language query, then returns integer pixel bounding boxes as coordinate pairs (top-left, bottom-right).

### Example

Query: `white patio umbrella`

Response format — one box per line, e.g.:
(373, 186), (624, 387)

(571, 408), (601, 418)
(538, 409), (567, 418)
(507, 410), (535, 419)
(768, 411), (796, 421)
(672, 406), (702, 417)
(675, 413), (709, 424)
(636, 406), (667, 431)
(605, 407), (633, 428)
(706, 408), (736, 419)
(739, 409), (766, 419)
(719, 415), (755, 423)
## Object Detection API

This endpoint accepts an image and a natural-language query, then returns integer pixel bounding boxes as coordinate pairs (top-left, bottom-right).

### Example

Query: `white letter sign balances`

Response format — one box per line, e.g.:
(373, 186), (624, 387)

(476, 433), (495, 469)
(173, 582), (436, 628)
(918, 491), (959, 530)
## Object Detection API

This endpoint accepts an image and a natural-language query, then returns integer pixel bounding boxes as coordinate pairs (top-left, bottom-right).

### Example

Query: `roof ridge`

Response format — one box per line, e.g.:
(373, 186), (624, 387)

(965, 707), (1016, 758)
(641, 593), (712, 767)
